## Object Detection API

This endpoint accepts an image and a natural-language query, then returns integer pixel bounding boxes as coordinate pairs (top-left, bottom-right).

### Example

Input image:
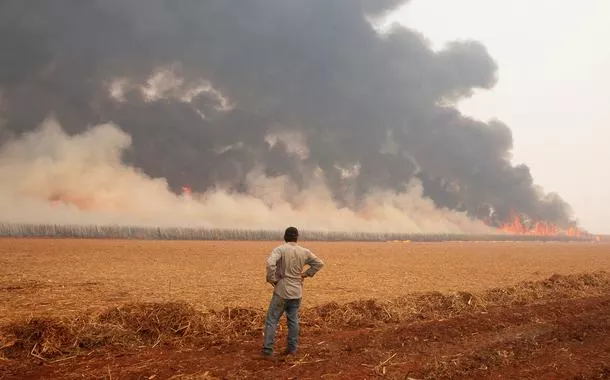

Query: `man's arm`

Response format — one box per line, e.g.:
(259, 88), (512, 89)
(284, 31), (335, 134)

(302, 250), (324, 278)
(266, 248), (281, 285)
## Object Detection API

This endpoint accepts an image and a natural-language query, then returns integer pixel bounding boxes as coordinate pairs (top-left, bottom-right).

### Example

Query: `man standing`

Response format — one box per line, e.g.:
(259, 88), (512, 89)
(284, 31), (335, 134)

(261, 226), (324, 358)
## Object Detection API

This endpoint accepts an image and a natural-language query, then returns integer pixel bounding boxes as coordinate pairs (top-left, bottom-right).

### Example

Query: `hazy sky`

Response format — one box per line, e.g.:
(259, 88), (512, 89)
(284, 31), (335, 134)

(388, 0), (610, 233)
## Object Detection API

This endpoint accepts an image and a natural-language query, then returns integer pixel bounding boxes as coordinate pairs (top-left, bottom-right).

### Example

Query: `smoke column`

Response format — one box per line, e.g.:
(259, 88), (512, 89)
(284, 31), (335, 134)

(0, 118), (490, 233)
(0, 0), (576, 231)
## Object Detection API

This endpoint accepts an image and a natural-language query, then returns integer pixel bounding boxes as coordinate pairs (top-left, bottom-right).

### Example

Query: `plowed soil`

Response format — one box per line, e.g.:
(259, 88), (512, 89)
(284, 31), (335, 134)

(3, 295), (609, 379)
(1, 239), (609, 379)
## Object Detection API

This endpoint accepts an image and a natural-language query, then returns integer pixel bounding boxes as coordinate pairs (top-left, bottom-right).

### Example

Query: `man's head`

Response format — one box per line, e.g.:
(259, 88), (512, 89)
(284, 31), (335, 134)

(284, 226), (299, 242)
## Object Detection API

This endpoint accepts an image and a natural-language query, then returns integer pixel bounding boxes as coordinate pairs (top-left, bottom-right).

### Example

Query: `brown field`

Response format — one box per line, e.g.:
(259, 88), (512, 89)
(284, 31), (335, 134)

(1, 238), (610, 321)
(1, 238), (610, 379)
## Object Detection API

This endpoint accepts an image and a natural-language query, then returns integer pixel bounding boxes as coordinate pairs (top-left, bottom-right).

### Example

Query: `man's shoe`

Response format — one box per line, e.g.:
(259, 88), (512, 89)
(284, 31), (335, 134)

(254, 352), (276, 361)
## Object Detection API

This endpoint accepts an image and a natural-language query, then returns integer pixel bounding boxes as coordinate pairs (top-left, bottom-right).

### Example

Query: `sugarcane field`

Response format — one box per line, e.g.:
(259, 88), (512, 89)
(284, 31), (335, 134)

(2, 1), (610, 379)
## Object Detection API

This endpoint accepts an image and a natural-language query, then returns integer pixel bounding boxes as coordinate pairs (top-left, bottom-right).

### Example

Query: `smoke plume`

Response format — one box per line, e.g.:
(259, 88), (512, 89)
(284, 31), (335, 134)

(0, 118), (489, 232)
(0, 0), (575, 231)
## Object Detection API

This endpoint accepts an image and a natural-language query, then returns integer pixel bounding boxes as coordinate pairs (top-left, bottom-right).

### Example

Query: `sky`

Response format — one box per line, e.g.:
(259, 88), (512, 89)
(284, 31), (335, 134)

(388, 0), (610, 233)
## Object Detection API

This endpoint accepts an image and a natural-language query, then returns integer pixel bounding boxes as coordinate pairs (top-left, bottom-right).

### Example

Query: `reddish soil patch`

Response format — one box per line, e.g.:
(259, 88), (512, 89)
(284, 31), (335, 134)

(3, 295), (609, 380)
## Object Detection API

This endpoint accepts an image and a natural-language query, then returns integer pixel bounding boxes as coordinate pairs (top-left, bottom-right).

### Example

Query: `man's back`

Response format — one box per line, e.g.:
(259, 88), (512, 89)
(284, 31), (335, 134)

(266, 242), (324, 299)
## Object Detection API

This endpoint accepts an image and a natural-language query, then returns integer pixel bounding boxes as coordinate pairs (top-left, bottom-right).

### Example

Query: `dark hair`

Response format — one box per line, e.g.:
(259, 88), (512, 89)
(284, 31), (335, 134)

(284, 226), (299, 242)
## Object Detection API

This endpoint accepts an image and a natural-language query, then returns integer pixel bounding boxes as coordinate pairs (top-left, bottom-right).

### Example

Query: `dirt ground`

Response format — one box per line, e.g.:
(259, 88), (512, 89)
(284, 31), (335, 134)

(2, 294), (609, 379)
(1, 238), (610, 323)
(1, 239), (609, 379)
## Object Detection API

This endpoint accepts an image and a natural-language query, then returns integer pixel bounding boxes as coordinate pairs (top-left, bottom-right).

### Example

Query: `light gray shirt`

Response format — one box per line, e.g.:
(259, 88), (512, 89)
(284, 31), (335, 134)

(265, 242), (324, 299)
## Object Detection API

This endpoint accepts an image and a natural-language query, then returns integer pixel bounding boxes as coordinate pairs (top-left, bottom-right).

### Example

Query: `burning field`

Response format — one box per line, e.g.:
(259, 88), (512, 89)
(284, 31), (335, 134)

(0, 1), (594, 239)
(1, 238), (609, 379)
(0, 1), (607, 378)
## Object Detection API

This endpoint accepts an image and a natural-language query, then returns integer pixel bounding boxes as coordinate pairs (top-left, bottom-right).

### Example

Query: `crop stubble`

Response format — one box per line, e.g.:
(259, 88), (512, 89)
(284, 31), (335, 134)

(1, 238), (609, 325)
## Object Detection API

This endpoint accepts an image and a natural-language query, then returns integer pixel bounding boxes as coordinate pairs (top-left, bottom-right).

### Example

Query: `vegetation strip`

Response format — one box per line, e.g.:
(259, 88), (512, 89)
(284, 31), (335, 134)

(0, 223), (594, 242)
(1, 271), (608, 362)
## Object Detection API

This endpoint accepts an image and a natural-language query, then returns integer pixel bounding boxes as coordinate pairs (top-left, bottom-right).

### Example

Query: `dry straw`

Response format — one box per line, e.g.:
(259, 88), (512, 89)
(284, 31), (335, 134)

(1, 271), (608, 362)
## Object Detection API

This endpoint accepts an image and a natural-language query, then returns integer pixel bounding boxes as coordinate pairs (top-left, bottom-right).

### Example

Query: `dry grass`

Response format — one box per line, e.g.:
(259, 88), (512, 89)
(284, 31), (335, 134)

(1, 272), (609, 361)
(1, 239), (610, 326)
(0, 301), (263, 361)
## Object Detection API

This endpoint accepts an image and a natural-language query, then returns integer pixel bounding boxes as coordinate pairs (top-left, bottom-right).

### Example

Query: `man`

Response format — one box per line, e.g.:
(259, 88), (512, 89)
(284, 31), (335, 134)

(261, 226), (324, 358)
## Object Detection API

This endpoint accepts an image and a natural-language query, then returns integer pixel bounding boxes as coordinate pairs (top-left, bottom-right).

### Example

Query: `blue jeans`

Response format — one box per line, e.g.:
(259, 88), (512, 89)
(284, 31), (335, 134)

(261, 293), (301, 355)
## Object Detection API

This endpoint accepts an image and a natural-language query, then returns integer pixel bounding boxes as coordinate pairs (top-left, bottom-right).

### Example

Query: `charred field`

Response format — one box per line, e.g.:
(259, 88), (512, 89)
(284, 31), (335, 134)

(1, 238), (609, 379)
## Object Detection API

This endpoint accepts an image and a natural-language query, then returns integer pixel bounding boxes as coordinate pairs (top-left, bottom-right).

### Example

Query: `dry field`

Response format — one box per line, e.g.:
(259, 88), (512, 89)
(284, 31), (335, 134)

(1, 238), (609, 322)
(1, 238), (610, 379)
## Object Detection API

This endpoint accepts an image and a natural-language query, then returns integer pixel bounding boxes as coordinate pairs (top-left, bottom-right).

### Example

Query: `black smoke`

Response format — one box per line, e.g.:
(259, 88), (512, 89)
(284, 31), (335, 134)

(0, 0), (575, 227)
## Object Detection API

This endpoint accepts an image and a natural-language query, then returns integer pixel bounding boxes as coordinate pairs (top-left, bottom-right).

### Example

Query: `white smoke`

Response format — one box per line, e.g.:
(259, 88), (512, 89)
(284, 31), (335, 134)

(108, 65), (234, 112)
(0, 118), (492, 233)
(265, 130), (310, 160)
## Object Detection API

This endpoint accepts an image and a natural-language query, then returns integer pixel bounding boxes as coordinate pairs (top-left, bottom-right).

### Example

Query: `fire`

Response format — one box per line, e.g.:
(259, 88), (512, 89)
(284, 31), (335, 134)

(499, 215), (557, 236)
(46, 185), (194, 211)
(497, 212), (588, 238)
(181, 185), (192, 197)
(48, 192), (97, 210)
(46, 189), (121, 212)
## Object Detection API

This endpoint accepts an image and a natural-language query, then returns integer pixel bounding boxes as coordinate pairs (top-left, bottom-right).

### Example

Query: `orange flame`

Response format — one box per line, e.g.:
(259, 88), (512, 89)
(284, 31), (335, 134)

(48, 192), (97, 210)
(181, 185), (192, 197)
(497, 211), (587, 237)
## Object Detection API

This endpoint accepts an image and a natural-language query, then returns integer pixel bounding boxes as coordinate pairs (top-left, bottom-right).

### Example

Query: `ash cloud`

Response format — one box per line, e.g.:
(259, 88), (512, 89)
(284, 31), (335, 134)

(0, 0), (575, 229)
